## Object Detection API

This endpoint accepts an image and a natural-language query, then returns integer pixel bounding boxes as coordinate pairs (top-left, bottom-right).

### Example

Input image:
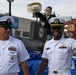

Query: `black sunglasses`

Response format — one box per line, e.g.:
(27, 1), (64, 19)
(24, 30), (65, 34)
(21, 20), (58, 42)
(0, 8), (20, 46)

(3, 26), (12, 30)
(51, 26), (63, 30)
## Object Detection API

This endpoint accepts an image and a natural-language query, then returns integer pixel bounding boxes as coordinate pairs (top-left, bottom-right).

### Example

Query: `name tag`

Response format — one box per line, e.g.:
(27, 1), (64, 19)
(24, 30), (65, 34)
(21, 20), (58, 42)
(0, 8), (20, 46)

(46, 47), (50, 50)
(8, 51), (17, 55)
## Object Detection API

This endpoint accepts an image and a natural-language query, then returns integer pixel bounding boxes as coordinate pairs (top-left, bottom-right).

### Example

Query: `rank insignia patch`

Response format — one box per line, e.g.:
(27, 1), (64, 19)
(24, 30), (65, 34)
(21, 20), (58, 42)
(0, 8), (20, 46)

(8, 46), (16, 51)
(59, 45), (67, 49)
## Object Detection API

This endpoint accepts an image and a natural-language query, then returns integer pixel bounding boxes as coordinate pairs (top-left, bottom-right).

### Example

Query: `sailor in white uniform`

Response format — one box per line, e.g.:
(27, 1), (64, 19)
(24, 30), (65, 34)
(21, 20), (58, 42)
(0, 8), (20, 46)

(0, 16), (30, 75)
(36, 17), (76, 75)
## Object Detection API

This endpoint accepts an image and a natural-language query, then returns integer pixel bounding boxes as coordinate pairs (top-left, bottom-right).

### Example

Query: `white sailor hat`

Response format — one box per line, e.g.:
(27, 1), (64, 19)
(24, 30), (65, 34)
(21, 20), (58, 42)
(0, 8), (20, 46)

(49, 17), (66, 27)
(27, 2), (42, 13)
(0, 16), (14, 26)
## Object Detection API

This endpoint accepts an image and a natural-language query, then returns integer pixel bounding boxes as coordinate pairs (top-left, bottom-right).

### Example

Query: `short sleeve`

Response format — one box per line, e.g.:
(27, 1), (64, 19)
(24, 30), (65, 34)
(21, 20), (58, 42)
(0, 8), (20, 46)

(42, 44), (48, 59)
(18, 41), (30, 62)
(71, 39), (76, 51)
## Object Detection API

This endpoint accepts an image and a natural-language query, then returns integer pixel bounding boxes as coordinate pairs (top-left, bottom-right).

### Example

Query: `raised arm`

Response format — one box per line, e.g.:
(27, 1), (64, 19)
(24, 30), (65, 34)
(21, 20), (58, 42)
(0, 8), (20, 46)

(66, 20), (76, 39)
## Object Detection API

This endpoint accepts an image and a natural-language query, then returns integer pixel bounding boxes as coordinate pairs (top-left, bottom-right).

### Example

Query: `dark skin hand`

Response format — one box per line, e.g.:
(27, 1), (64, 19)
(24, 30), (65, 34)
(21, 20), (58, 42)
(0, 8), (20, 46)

(36, 58), (48, 75)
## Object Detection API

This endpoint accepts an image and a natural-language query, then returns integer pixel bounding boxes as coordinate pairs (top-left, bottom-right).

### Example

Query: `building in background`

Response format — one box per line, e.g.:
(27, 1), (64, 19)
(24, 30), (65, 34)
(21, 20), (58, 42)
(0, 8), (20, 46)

(0, 13), (35, 38)
(13, 17), (35, 38)
(0, 13), (76, 39)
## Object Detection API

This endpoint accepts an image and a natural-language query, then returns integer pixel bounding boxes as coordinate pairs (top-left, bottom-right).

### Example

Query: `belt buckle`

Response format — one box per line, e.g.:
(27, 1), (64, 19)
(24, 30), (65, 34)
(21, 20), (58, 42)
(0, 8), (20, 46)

(53, 71), (58, 74)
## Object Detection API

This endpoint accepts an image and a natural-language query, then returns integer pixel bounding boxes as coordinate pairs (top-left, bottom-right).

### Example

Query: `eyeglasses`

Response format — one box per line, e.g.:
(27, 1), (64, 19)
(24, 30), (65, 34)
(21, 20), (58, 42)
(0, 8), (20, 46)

(51, 26), (63, 30)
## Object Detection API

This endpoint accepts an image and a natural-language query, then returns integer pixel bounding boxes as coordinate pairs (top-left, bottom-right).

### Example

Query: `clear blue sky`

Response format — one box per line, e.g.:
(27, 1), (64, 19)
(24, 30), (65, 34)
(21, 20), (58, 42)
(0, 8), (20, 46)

(0, 0), (76, 19)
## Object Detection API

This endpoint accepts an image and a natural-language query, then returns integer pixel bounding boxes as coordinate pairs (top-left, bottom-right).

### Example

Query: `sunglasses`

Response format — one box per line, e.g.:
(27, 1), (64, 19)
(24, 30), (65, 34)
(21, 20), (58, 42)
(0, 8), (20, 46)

(3, 26), (12, 30)
(51, 26), (63, 30)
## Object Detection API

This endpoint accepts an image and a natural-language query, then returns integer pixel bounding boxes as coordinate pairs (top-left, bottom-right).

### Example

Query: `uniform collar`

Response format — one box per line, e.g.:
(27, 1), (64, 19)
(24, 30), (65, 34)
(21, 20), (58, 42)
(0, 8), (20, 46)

(8, 36), (15, 44)
(2, 36), (15, 49)
(49, 35), (65, 44)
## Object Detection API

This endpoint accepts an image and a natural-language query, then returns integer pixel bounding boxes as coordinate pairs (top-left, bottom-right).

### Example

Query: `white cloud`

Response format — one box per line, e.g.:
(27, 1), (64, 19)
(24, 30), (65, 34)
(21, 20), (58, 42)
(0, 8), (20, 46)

(0, 0), (76, 19)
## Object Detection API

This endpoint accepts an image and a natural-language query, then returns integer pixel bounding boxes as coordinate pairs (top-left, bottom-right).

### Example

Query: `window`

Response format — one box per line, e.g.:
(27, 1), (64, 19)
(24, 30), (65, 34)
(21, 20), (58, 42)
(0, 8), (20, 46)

(15, 30), (21, 36)
(23, 31), (29, 37)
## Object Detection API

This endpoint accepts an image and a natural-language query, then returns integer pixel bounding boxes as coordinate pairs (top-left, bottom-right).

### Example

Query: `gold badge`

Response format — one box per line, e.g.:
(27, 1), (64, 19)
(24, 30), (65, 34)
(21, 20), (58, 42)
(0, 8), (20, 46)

(7, 18), (11, 23)
(54, 19), (59, 24)
(53, 71), (58, 74)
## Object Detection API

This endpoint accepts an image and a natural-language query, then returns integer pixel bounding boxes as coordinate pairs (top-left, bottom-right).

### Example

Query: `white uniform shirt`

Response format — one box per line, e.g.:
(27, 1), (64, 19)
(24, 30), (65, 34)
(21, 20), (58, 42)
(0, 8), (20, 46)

(0, 36), (30, 75)
(42, 36), (76, 75)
